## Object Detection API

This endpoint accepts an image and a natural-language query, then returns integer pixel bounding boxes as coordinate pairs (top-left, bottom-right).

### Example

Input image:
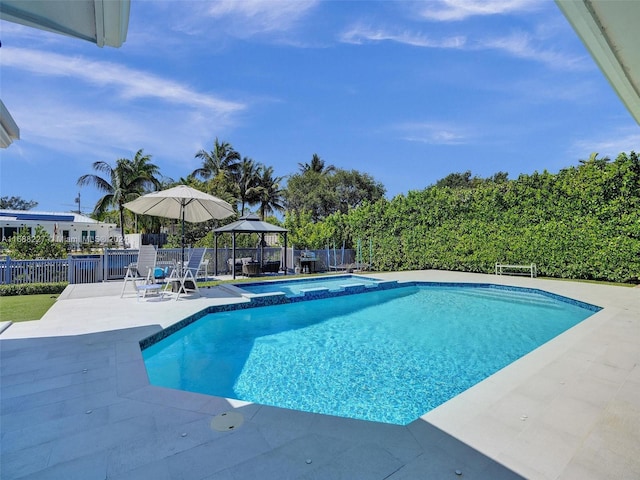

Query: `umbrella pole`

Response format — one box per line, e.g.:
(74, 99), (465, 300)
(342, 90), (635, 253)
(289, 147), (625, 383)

(181, 206), (185, 271)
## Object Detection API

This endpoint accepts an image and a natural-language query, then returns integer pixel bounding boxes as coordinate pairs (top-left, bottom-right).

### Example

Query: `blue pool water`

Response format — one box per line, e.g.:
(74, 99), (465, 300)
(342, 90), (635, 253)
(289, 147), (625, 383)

(239, 274), (382, 297)
(142, 284), (599, 425)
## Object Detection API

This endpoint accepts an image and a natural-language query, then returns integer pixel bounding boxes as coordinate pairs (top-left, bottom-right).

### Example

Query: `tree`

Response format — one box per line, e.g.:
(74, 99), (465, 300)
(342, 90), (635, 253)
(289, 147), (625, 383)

(0, 196), (38, 210)
(283, 210), (342, 249)
(298, 153), (335, 175)
(286, 166), (386, 221)
(133, 175), (176, 234)
(3, 226), (66, 259)
(254, 165), (285, 220)
(285, 170), (333, 221)
(489, 171), (509, 184)
(77, 149), (160, 247)
(435, 171), (509, 188)
(435, 170), (476, 188)
(192, 138), (240, 187)
(331, 169), (386, 214)
(579, 152), (610, 166)
(237, 157), (260, 216)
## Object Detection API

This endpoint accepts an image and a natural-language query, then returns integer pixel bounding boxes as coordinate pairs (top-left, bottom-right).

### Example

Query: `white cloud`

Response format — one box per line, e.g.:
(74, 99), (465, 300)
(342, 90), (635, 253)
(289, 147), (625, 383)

(8, 89), (225, 175)
(478, 32), (587, 70)
(394, 122), (472, 145)
(417, 0), (541, 22)
(205, 0), (319, 36)
(339, 24), (466, 48)
(571, 129), (640, 158)
(2, 47), (245, 114)
(12, 97), (147, 157)
(339, 23), (585, 70)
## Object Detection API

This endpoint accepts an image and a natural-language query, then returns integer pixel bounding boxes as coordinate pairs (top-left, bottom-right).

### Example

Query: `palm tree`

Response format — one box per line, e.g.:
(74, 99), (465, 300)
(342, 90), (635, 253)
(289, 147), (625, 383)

(254, 165), (285, 220)
(192, 138), (241, 184)
(135, 175), (175, 234)
(77, 149), (160, 247)
(237, 157), (260, 216)
(579, 152), (610, 166)
(298, 153), (335, 175)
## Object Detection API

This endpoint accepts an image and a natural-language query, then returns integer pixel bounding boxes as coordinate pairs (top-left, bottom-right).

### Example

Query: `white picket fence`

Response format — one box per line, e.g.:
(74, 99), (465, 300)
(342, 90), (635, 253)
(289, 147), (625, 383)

(1, 247), (358, 285)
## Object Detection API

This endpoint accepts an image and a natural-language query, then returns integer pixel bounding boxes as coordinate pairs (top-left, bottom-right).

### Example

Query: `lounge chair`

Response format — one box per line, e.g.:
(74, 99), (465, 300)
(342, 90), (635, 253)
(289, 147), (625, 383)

(166, 248), (206, 300)
(121, 245), (158, 298)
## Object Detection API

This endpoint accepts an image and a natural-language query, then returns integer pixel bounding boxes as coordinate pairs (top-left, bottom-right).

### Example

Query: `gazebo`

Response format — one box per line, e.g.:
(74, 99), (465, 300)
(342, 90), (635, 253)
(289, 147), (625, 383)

(213, 214), (288, 279)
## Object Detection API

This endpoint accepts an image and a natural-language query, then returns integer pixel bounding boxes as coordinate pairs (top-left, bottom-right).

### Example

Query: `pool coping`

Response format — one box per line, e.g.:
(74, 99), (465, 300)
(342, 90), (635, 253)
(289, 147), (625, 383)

(1, 270), (638, 479)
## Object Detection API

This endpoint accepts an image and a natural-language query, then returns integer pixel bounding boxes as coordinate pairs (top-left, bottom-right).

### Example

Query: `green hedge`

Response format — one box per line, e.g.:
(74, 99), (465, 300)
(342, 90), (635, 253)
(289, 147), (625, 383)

(0, 282), (68, 297)
(337, 152), (640, 284)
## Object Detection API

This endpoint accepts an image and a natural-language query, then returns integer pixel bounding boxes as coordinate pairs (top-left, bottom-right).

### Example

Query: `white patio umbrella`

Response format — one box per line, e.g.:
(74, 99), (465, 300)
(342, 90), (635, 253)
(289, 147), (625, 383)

(124, 185), (235, 265)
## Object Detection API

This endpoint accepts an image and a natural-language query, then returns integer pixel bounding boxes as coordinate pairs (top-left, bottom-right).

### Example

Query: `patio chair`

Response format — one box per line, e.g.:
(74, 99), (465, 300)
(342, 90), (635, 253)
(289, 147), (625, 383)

(166, 247), (206, 300)
(262, 260), (281, 274)
(196, 258), (209, 279)
(120, 245), (158, 298)
(242, 260), (261, 277)
(227, 257), (253, 275)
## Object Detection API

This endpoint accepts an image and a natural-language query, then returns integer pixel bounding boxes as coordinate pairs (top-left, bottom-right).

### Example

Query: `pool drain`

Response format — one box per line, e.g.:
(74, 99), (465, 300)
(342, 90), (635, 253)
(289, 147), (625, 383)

(210, 411), (244, 431)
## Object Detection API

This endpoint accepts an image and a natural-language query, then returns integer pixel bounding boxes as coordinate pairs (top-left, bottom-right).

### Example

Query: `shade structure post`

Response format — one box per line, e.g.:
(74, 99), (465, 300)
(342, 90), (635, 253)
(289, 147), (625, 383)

(214, 233), (218, 276)
(211, 213), (289, 278)
(283, 232), (287, 275)
(232, 232), (236, 280)
(260, 233), (265, 269)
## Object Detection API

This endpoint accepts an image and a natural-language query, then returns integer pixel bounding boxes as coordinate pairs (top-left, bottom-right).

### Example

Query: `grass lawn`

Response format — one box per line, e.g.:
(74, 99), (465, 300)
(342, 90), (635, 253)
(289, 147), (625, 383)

(0, 294), (59, 322)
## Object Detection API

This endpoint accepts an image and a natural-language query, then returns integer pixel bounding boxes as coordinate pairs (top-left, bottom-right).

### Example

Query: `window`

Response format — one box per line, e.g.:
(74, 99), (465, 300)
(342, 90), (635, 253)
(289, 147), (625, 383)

(2, 227), (19, 241)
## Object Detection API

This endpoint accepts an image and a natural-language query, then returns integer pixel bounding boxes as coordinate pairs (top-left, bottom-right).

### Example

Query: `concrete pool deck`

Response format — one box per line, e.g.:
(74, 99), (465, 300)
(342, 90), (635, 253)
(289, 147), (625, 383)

(1, 270), (638, 479)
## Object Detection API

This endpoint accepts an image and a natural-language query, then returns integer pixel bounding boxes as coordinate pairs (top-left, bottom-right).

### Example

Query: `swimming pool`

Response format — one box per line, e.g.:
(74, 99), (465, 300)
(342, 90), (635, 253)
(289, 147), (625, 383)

(142, 283), (600, 425)
(238, 274), (383, 297)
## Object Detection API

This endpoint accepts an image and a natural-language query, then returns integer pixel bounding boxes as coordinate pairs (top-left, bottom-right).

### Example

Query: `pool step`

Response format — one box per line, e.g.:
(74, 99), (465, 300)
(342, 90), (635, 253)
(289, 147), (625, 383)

(218, 284), (251, 297)
(452, 287), (563, 309)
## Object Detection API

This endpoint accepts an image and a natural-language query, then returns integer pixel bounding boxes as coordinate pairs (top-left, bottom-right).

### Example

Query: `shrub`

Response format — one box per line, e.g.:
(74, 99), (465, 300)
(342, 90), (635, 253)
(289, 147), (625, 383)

(0, 282), (68, 297)
(309, 152), (640, 284)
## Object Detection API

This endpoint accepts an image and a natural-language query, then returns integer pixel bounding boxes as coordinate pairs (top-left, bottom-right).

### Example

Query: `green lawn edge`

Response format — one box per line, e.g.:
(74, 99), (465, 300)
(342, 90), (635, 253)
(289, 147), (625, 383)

(0, 294), (59, 322)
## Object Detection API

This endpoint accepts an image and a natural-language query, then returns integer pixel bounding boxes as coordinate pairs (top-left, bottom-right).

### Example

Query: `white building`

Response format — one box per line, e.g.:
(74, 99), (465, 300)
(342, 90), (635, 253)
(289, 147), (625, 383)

(0, 209), (119, 246)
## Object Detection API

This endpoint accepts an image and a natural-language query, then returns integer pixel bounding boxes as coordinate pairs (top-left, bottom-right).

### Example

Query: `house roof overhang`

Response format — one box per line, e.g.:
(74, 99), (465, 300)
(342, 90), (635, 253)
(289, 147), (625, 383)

(0, 100), (20, 148)
(0, 0), (130, 48)
(0, 0), (131, 148)
(556, 0), (640, 124)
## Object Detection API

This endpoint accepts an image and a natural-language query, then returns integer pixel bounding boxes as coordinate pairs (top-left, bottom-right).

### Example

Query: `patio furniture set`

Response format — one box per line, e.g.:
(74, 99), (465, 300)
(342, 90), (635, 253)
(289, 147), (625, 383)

(120, 245), (208, 301)
(227, 257), (282, 277)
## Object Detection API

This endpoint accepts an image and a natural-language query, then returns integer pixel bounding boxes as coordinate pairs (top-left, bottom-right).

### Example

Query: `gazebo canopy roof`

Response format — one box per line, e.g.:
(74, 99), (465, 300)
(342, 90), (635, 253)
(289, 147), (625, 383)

(213, 213), (288, 234)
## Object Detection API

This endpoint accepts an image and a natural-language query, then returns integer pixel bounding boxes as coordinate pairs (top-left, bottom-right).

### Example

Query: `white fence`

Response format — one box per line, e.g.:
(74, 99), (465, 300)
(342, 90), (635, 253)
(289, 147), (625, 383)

(1, 247), (358, 285)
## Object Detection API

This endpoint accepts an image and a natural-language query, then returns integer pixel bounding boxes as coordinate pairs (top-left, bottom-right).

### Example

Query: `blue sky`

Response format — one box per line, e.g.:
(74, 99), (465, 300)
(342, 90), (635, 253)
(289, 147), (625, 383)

(1, 0), (639, 214)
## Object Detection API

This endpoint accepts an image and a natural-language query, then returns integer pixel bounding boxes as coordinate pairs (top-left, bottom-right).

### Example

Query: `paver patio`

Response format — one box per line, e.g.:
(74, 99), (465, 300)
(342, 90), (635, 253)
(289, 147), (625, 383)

(1, 271), (638, 479)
